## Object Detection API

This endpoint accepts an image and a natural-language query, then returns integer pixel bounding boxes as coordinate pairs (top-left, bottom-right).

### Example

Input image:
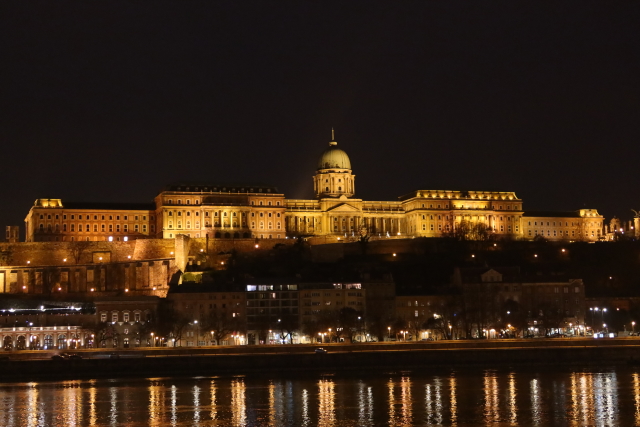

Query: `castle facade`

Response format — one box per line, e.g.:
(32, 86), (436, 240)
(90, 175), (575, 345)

(24, 133), (604, 243)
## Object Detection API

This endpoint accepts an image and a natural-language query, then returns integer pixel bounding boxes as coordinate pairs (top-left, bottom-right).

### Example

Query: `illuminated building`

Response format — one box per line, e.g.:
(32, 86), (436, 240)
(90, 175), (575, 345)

(23, 132), (603, 243)
(24, 199), (156, 242)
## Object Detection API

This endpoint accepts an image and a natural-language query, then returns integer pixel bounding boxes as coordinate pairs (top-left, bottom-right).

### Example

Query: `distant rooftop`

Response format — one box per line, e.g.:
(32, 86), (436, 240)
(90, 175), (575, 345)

(523, 211), (581, 218)
(32, 199), (155, 211)
(162, 183), (280, 194)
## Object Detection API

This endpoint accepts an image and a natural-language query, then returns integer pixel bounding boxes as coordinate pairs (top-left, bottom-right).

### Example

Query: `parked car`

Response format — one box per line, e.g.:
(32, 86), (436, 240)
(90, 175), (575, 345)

(51, 353), (82, 361)
(315, 348), (328, 354)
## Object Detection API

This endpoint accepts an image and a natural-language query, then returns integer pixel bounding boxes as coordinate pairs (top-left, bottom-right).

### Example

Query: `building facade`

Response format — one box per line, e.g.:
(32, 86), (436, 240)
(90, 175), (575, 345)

(23, 132), (604, 243)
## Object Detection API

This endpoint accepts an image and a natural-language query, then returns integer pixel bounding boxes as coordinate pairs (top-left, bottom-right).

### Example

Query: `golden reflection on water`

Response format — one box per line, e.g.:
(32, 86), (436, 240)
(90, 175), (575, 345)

(400, 376), (412, 425)
(318, 378), (335, 427)
(148, 380), (165, 427)
(269, 380), (286, 425)
(209, 380), (217, 421)
(634, 373), (640, 425)
(508, 372), (517, 425)
(483, 371), (499, 423)
(530, 377), (541, 426)
(387, 376), (413, 426)
(3, 368), (640, 426)
(89, 380), (97, 426)
(231, 378), (246, 426)
(26, 383), (38, 427)
(449, 374), (457, 426)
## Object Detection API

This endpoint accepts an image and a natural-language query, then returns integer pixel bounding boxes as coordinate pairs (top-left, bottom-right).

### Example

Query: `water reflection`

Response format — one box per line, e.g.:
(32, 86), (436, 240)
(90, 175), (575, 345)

(0, 368), (639, 426)
(231, 378), (246, 426)
(318, 378), (335, 426)
(483, 370), (499, 423)
(508, 372), (517, 425)
(449, 374), (457, 426)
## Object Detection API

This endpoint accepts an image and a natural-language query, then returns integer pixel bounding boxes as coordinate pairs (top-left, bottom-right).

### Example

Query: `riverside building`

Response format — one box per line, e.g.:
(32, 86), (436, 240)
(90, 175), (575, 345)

(24, 132), (604, 243)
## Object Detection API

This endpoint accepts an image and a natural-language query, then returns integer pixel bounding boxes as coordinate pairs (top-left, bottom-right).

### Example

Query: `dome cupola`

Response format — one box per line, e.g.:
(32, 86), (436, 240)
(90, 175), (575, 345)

(313, 129), (356, 199)
(318, 131), (351, 170)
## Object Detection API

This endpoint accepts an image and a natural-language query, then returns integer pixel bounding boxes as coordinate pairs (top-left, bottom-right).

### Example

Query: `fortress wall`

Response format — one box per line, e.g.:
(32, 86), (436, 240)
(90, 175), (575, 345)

(132, 239), (175, 260)
(0, 241), (137, 267)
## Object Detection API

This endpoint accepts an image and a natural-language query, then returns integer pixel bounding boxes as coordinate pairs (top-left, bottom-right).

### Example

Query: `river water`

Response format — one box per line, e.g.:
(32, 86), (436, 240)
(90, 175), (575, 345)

(0, 366), (637, 426)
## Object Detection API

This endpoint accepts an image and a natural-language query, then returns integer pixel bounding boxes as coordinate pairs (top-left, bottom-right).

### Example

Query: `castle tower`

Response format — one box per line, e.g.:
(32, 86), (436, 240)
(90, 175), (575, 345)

(313, 130), (355, 199)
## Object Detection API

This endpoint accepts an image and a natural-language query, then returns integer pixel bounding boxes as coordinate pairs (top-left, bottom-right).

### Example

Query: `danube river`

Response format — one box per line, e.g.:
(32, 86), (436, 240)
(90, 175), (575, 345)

(0, 366), (637, 426)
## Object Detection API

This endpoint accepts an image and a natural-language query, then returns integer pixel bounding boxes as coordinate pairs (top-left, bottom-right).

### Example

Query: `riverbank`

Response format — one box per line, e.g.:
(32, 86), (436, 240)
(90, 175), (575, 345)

(3, 338), (640, 382)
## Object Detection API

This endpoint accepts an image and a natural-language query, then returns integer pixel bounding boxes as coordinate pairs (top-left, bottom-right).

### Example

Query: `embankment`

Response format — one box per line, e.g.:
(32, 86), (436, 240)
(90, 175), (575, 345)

(3, 339), (640, 382)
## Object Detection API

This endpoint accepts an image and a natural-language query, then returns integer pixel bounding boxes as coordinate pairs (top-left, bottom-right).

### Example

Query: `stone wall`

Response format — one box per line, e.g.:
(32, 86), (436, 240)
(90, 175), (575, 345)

(0, 259), (177, 298)
(0, 241), (138, 267)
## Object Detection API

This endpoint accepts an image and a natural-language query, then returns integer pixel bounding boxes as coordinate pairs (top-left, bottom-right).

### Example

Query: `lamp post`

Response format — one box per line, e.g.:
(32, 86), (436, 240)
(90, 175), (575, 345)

(387, 326), (391, 341)
(633, 321), (636, 334)
(194, 320), (199, 347)
(151, 332), (155, 347)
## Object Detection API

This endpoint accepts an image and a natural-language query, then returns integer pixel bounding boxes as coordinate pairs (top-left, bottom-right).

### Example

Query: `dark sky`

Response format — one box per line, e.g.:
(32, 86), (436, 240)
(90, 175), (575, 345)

(2, 1), (639, 233)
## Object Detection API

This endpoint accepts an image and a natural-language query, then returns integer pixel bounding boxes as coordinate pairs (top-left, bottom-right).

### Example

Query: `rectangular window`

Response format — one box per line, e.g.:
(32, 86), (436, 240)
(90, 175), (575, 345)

(123, 313), (130, 322)
(112, 313), (118, 323)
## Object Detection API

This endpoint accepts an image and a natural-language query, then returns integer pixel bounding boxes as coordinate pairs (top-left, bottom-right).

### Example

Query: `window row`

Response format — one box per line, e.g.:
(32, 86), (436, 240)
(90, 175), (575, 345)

(39, 223), (152, 233)
(39, 214), (152, 221)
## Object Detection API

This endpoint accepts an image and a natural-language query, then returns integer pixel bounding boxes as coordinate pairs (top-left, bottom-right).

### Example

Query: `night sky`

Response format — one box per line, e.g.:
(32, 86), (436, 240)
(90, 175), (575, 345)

(2, 2), (639, 233)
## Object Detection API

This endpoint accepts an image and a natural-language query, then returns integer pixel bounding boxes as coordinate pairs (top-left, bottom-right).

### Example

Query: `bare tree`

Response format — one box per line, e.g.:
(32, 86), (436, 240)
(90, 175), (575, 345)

(69, 240), (92, 264)
(204, 313), (243, 345)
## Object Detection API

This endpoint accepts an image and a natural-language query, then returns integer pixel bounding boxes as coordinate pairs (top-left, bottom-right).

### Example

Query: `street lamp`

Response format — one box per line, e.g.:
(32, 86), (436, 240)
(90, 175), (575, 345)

(633, 321), (636, 334)
(387, 326), (391, 341)
(194, 320), (199, 347)
(151, 332), (155, 347)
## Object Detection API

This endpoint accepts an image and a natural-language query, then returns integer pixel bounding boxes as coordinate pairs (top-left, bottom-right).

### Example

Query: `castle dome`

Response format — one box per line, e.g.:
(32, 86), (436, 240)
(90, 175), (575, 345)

(318, 140), (351, 170)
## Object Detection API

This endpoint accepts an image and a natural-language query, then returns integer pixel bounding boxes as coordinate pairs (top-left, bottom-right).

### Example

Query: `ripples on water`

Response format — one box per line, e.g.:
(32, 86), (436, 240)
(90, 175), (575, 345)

(0, 367), (638, 426)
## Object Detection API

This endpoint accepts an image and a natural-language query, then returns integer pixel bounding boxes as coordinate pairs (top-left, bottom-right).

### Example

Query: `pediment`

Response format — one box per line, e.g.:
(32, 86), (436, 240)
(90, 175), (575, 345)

(326, 203), (361, 213)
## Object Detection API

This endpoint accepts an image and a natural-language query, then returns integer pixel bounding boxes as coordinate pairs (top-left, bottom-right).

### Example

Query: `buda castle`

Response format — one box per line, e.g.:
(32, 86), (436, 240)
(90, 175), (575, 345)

(24, 133), (604, 243)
